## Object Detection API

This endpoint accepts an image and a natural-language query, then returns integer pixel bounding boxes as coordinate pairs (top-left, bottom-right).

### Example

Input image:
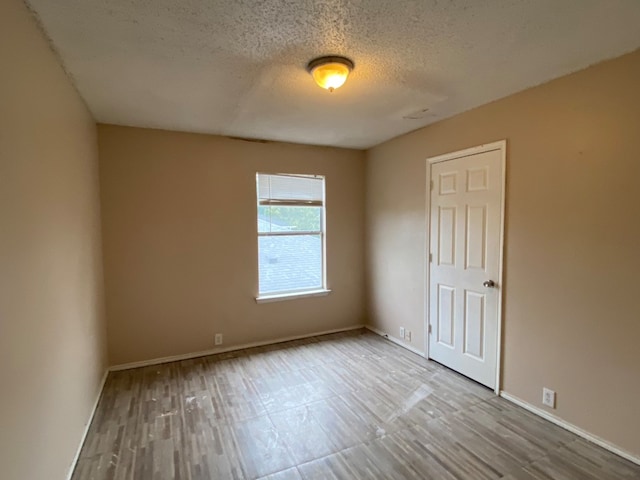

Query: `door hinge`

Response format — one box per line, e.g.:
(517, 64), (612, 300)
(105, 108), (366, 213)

(429, 253), (433, 263)
(428, 324), (432, 335)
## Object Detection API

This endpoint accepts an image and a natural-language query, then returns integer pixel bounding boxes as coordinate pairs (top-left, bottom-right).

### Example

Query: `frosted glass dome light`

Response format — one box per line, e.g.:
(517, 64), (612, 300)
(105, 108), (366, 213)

(307, 56), (354, 92)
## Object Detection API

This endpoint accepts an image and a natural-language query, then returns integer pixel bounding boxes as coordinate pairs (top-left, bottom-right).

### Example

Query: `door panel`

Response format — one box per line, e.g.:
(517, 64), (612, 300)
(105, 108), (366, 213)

(428, 148), (503, 389)
(438, 171), (458, 195)
(463, 290), (485, 359)
(437, 285), (455, 347)
(438, 207), (456, 266)
(465, 205), (486, 270)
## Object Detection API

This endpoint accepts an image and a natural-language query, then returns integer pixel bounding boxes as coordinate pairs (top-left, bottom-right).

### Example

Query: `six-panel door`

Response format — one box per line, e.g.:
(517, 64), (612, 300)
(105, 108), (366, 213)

(428, 148), (503, 389)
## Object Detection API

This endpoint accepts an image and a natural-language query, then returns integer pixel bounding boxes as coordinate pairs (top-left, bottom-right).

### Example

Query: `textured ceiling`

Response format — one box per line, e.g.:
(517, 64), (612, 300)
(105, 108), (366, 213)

(27, 0), (640, 148)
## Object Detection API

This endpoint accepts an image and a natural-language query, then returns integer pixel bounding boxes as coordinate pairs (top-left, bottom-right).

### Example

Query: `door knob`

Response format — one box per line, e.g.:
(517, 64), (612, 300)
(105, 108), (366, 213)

(483, 280), (496, 288)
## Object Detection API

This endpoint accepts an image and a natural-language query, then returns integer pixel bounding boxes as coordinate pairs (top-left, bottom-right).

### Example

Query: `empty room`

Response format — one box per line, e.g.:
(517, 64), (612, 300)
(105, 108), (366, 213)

(2, 0), (640, 479)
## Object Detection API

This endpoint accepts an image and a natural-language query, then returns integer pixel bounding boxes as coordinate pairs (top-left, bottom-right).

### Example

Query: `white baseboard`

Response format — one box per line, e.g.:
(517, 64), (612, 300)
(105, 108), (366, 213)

(66, 368), (109, 480)
(109, 325), (365, 371)
(500, 391), (640, 466)
(365, 325), (426, 357)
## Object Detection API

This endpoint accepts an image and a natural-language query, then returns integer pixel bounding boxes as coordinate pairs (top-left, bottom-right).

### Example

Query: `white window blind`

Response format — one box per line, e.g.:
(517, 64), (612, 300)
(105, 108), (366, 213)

(257, 173), (324, 206)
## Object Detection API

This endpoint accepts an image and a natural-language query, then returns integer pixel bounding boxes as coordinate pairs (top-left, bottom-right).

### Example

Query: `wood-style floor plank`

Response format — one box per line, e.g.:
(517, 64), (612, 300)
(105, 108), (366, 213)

(72, 330), (640, 479)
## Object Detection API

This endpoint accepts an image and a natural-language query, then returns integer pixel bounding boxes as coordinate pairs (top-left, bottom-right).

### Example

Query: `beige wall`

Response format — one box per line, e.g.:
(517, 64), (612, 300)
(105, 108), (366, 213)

(98, 125), (365, 365)
(0, 1), (107, 479)
(366, 49), (640, 457)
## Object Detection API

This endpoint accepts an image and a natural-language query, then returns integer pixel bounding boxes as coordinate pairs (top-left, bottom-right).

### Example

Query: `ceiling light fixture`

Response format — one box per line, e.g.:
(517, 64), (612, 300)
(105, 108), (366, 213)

(306, 56), (354, 92)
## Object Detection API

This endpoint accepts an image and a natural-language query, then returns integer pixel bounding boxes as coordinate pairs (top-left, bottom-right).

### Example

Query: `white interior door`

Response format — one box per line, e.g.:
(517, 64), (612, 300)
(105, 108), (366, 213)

(428, 144), (504, 389)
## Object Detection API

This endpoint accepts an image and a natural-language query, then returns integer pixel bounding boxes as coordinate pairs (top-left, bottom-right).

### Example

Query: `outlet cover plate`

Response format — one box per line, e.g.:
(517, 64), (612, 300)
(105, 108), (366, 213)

(542, 388), (556, 408)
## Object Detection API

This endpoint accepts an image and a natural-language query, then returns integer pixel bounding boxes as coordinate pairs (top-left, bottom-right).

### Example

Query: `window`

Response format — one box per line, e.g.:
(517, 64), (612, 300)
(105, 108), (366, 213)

(256, 173), (327, 300)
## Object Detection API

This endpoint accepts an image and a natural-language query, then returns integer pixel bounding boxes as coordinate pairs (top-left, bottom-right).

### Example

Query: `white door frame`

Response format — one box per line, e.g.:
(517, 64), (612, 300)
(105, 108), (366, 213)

(424, 140), (507, 394)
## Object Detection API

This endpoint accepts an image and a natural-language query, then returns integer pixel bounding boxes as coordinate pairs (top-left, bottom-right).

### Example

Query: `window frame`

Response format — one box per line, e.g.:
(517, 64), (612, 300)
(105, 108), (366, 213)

(255, 173), (330, 302)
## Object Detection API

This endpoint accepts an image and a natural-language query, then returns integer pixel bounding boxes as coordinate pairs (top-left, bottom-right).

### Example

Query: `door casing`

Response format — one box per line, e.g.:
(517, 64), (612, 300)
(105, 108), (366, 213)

(424, 140), (507, 394)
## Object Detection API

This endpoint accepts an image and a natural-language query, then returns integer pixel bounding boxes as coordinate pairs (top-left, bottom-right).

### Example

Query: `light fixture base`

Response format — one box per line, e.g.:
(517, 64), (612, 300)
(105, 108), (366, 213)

(306, 56), (355, 73)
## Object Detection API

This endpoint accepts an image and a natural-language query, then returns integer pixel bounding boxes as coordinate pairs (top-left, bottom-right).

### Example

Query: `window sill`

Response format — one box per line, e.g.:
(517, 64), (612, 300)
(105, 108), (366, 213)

(255, 289), (332, 304)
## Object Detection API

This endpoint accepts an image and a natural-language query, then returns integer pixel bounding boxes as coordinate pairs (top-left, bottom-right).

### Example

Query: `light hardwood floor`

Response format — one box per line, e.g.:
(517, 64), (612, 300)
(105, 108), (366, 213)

(72, 330), (640, 479)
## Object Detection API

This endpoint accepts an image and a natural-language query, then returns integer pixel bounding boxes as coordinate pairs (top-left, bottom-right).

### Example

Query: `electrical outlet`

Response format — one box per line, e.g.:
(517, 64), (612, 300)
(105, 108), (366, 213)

(214, 333), (223, 346)
(406, 331), (411, 342)
(542, 388), (556, 408)
(400, 327), (405, 339)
